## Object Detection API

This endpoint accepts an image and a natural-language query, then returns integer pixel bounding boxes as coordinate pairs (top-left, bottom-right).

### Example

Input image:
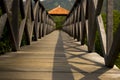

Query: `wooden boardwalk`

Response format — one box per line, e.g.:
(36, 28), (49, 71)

(0, 30), (120, 80)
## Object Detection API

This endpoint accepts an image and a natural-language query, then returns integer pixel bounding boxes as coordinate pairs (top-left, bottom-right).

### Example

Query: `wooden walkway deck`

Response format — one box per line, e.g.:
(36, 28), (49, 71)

(0, 30), (120, 80)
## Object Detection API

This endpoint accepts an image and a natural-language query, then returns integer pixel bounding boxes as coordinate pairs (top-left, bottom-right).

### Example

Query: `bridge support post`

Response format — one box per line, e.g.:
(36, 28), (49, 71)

(76, 4), (81, 41)
(106, 0), (113, 54)
(11, 0), (19, 51)
(105, 0), (114, 68)
(87, 0), (97, 52)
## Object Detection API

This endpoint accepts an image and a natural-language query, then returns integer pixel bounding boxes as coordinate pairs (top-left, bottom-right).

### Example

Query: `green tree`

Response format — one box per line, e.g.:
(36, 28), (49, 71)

(52, 16), (66, 29)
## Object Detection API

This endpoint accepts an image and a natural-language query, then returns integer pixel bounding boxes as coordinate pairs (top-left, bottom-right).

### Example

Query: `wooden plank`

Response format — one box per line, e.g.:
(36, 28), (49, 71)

(83, 0), (87, 16)
(77, 22), (80, 41)
(0, 14), (7, 38)
(20, 0), (25, 19)
(81, 0), (87, 45)
(106, 0), (113, 54)
(105, 24), (120, 67)
(97, 15), (106, 55)
(69, 25), (72, 37)
(75, 23), (79, 41)
(39, 8), (42, 24)
(78, 22), (82, 41)
(46, 15), (49, 35)
(76, 4), (81, 41)
(33, 1), (39, 41)
(41, 23), (44, 37)
(104, 0), (114, 67)
(18, 19), (26, 46)
(33, 1), (39, 19)
(44, 24), (47, 36)
(11, 0), (19, 49)
(40, 23), (42, 38)
(4, 0), (13, 11)
(42, 11), (45, 37)
(72, 24), (74, 37)
(25, 1), (34, 43)
(96, 0), (104, 15)
(30, 21), (35, 41)
(37, 22), (40, 39)
(75, 5), (80, 41)
(39, 9), (42, 39)
(87, 0), (97, 52)
(73, 9), (77, 39)
(25, 0), (31, 17)
(85, 20), (89, 44)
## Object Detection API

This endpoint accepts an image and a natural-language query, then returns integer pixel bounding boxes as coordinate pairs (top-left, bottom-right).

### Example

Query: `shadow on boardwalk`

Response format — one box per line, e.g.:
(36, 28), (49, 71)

(52, 30), (74, 80)
(52, 30), (120, 80)
(0, 30), (119, 80)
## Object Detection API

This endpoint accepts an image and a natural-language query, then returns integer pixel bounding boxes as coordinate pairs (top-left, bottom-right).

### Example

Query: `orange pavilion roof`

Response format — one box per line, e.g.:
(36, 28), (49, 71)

(48, 5), (69, 16)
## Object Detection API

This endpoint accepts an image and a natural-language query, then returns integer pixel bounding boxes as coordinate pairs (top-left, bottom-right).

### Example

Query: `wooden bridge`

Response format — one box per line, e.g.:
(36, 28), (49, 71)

(0, 0), (120, 80)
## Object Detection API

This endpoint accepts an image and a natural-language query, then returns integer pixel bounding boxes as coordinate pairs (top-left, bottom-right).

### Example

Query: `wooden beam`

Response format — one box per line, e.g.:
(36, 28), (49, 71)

(81, 0), (87, 45)
(97, 15), (106, 55)
(0, 14), (7, 38)
(11, 0), (19, 49)
(33, 1), (39, 41)
(105, 24), (120, 68)
(106, 0), (113, 54)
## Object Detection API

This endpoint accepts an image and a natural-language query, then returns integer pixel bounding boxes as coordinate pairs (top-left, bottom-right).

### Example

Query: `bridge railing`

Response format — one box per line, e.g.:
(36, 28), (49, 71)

(0, 0), (55, 51)
(63, 0), (120, 68)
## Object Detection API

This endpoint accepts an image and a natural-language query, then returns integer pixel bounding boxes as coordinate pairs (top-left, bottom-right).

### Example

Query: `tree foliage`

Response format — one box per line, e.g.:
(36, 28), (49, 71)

(113, 10), (120, 33)
(0, 26), (12, 54)
(52, 16), (66, 29)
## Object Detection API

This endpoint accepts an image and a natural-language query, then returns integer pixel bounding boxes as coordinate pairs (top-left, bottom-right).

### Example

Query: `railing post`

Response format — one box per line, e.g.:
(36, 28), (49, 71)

(105, 0), (114, 68)
(69, 16), (71, 35)
(0, 0), (7, 38)
(106, 0), (113, 54)
(42, 10), (45, 37)
(39, 7), (42, 39)
(87, 0), (97, 52)
(11, 0), (19, 50)
(81, 0), (87, 45)
(44, 11), (47, 36)
(76, 4), (81, 41)
(73, 10), (76, 39)
(33, 1), (39, 41)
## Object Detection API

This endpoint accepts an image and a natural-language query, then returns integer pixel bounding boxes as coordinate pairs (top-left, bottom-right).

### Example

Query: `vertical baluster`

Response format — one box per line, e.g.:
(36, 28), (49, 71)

(105, 0), (115, 68)
(87, 0), (97, 52)
(11, 0), (19, 50)
(77, 4), (81, 41)
(106, 0), (113, 54)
